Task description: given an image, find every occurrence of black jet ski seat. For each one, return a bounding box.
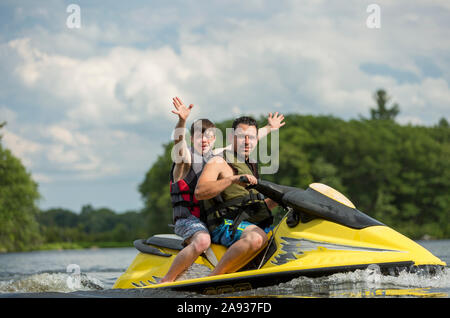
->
[134,234,218,266]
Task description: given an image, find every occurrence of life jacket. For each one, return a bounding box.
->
[201,151,273,236]
[169,148,212,223]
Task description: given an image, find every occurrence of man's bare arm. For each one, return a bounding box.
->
[195,157,232,200]
[264,198,278,210]
[195,157,257,200]
[171,97,193,181]
[258,112,285,140]
[172,97,193,162]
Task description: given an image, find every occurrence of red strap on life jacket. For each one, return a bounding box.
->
[169,167,201,218]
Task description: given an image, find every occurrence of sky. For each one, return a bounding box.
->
[0,0,449,213]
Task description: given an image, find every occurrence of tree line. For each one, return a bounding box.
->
[36,205,149,249]
[1,90,449,252]
[139,90,450,240]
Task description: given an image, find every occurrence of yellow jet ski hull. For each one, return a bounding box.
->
[113,217,446,294]
[113,181,446,294]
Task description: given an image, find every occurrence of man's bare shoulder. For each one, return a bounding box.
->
[204,155,234,178]
[206,155,227,165]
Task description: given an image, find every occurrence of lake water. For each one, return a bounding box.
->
[0,240,449,298]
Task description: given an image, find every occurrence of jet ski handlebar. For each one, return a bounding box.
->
[239,176,293,206]
[239,176,384,229]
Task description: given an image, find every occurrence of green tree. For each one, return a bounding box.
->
[138,143,174,235]
[370,89,400,121]
[138,106,450,240]
[437,117,449,128]
[37,206,150,245]
[0,123,42,252]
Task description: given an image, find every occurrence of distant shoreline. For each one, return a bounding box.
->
[1,241,134,253]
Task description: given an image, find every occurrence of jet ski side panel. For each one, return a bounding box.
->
[266,217,446,271]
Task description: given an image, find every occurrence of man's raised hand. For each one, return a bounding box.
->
[171,96,193,122]
[267,112,286,131]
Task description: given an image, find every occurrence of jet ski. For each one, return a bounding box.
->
[113,179,446,294]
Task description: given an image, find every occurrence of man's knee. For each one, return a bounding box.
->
[241,226,267,251]
[191,231,211,253]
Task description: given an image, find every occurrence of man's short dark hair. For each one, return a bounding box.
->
[232,116,258,131]
[190,118,216,136]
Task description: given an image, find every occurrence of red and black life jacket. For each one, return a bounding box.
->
[169,149,211,223]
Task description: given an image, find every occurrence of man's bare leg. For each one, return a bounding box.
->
[160,231,210,283]
[210,225,267,276]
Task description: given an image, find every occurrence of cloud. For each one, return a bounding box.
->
[0,106,41,168]
[3,130,41,159]
[0,106,17,123]
[8,38,190,126]
[392,77,450,122]
[2,129,42,167]
[47,125,90,147]
[1,0,449,210]
[7,1,450,126]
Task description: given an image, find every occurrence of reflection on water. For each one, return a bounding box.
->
[223,266,450,298]
[0,240,449,298]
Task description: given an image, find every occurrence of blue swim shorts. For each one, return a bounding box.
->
[211,219,273,247]
[174,215,209,244]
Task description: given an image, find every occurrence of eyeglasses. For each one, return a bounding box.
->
[193,132,215,140]
[235,134,257,141]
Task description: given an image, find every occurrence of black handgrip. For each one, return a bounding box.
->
[239,176,250,184]
[239,175,256,189]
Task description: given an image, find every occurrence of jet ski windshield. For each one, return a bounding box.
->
[250,179,384,230]
[282,187,384,229]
